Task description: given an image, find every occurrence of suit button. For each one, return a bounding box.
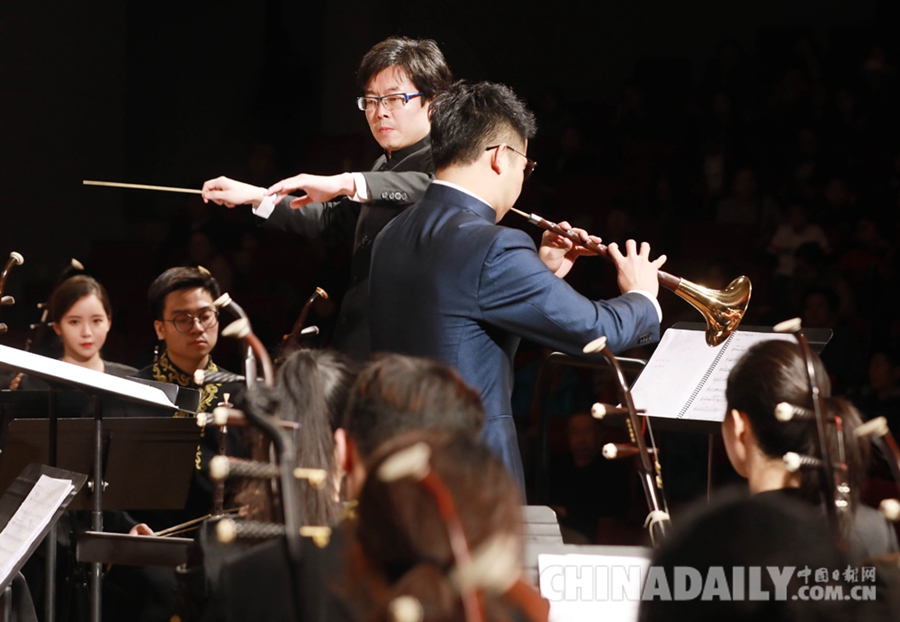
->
[401,192,408,201]
[381,192,388,199]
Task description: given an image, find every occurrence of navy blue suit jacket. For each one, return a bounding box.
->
[369,182,660,483]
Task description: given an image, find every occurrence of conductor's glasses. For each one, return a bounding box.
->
[164,309,219,333]
[356,92,424,112]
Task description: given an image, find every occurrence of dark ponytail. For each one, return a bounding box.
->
[726,340,868,538]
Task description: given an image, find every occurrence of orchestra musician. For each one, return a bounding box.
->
[168,349,358,621]
[638,341,898,621]
[201,37,453,360]
[131,267,246,529]
[9,275,144,622]
[350,430,550,622]
[97,267,250,622]
[236,348,358,526]
[722,339,898,561]
[9,275,136,390]
[368,81,666,490]
[202,354,485,622]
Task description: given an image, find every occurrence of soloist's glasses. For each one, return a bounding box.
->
[484,144,537,180]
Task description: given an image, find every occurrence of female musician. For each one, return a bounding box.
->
[722,339,897,561]
[350,430,549,622]
[10,275,135,389]
[238,348,357,526]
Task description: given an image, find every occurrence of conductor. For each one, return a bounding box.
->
[201,37,452,360]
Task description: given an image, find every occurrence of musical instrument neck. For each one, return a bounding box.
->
[516,210,683,289]
[511,207,750,346]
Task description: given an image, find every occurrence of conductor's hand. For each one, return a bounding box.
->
[607,240,666,297]
[202,177,265,208]
[266,173,356,210]
[538,221,600,278]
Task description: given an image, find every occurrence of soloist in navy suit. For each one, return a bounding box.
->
[369,182,660,491]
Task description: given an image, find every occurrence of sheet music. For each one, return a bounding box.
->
[630,329,723,419]
[0,344,176,409]
[631,329,795,422]
[538,553,651,622]
[0,475,74,584]
[685,331,794,421]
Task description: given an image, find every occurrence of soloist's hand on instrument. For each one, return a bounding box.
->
[266,173,357,209]
[201,176,265,208]
[608,240,667,298]
[538,221,600,278]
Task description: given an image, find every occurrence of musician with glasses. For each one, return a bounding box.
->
[201,37,452,360]
[369,82,666,490]
[133,266,246,528]
[93,267,250,622]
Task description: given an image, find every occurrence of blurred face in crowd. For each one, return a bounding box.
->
[869,352,900,394]
[801,292,834,329]
[567,413,601,467]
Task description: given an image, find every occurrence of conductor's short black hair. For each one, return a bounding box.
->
[429,80,537,170]
[357,37,453,100]
[147,267,220,320]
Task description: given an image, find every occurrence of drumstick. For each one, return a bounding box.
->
[82,180,202,195]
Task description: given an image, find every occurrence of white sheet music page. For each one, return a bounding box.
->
[685,331,794,421]
[630,329,723,420]
[0,475,74,584]
[631,329,795,422]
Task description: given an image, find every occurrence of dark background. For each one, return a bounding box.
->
[0,0,897,360]
[2,0,900,522]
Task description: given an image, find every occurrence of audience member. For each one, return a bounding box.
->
[548,413,630,543]
[800,286,866,393]
[853,347,900,440]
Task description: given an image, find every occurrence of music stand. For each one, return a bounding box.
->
[636,323,832,434]
[0,345,197,622]
[529,324,833,505]
[0,464,87,594]
[76,532,193,569]
[0,418,199,511]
